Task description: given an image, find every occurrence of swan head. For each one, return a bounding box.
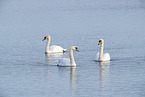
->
[42,35,50,41]
[71,46,79,52]
[98,39,104,45]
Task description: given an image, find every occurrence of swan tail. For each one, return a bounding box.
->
[63,49,67,52]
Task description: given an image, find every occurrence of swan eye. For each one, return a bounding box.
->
[75,47,78,49]
[99,40,101,42]
[43,36,47,40]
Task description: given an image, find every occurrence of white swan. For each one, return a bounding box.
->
[42,35,67,54]
[96,39,110,62]
[57,46,79,67]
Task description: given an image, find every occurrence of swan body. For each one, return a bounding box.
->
[96,39,110,62]
[57,46,79,67]
[42,35,67,54]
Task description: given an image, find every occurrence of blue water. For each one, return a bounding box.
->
[0,0,145,97]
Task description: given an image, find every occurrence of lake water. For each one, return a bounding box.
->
[0,0,145,97]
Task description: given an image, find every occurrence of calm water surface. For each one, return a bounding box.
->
[0,0,145,97]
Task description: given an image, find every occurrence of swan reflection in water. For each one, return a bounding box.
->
[57,67,76,96]
[99,61,110,96]
[70,67,76,97]
[70,67,76,86]
[45,53,64,65]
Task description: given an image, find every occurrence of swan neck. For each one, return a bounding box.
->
[46,38,50,53]
[99,42,104,61]
[69,49,76,66]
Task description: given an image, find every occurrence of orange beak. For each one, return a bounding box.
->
[98,41,101,45]
[42,37,47,41]
[76,49,79,52]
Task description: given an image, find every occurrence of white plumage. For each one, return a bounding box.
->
[57,46,79,67]
[42,35,67,54]
[96,39,110,62]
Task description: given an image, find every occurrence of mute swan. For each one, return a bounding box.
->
[57,46,79,67]
[42,35,67,54]
[96,39,110,62]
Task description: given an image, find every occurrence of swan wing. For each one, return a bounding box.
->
[50,45,66,53]
[103,53,110,61]
[57,58,73,67]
